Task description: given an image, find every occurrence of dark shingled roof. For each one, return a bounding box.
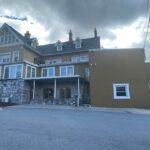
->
[36,37,100,55]
[2,23,100,55]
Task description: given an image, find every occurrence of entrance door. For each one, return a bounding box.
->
[59,87,71,99]
[43,88,54,99]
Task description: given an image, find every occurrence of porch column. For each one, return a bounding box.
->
[33,80,35,99]
[77,77,80,107]
[54,79,57,99]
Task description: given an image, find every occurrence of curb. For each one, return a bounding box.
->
[4,104,150,115]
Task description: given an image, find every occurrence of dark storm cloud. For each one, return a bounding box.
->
[0,0,148,43]
[57,0,147,28]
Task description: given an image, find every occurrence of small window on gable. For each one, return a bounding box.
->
[74,37,82,49]
[0,36,4,44]
[113,83,130,99]
[55,40,63,51]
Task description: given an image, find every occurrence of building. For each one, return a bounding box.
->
[90,49,150,108]
[0,23,99,106]
[0,23,150,108]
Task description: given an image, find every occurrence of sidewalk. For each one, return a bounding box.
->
[91,107,150,115]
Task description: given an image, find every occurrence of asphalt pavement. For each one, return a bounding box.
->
[0,105,150,150]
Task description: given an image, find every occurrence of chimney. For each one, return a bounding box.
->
[24,31,31,39]
[94,28,97,38]
[69,30,73,41]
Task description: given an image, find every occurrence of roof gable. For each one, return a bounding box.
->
[0,23,23,46]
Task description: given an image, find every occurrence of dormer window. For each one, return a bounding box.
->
[74,37,82,49]
[55,40,63,51]
[31,38,39,48]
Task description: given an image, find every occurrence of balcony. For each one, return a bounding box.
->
[40,56,89,67]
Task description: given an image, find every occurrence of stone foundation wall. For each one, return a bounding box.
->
[0,79,30,104]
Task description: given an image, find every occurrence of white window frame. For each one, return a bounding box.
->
[0,36,4,44]
[26,64,36,78]
[55,41,63,51]
[67,65,74,76]
[10,65,16,79]
[60,66,67,76]
[12,51,19,62]
[71,55,89,63]
[0,52,11,64]
[60,65,74,76]
[41,67,55,77]
[42,68,48,77]
[113,83,130,99]
[80,55,89,62]
[45,59,62,65]
[71,56,81,62]
[57,44,63,51]
[16,64,23,78]
[74,38,82,49]
[75,41,82,49]
[3,64,23,79]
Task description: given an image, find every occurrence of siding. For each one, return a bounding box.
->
[89,49,150,108]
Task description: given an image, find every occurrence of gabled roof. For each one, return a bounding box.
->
[36,36,100,55]
[4,23,33,45]
[0,23,41,55]
[0,23,101,56]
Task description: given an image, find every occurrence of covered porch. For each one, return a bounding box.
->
[24,75,90,106]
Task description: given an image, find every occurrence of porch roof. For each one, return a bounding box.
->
[24,75,88,84]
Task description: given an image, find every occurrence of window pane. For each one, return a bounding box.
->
[27,66,31,78]
[8,35,11,43]
[43,69,47,77]
[116,91,126,96]
[4,66,9,79]
[71,56,80,62]
[68,66,73,76]
[113,84,130,99]
[75,41,81,48]
[13,51,19,62]
[61,67,66,76]
[10,65,16,79]
[32,68,35,77]
[16,65,22,78]
[0,53,10,63]
[26,65,36,78]
[57,45,62,51]
[116,87,126,92]
[48,68,54,76]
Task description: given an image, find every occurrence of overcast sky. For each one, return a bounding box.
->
[0,0,149,49]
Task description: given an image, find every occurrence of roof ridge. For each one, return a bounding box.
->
[4,23,33,46]
[6,24,25,39]
[38,36,100,47]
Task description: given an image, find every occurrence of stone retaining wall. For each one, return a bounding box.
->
[0,79,30,104]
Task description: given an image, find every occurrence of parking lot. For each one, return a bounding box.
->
[0,105,150,150]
